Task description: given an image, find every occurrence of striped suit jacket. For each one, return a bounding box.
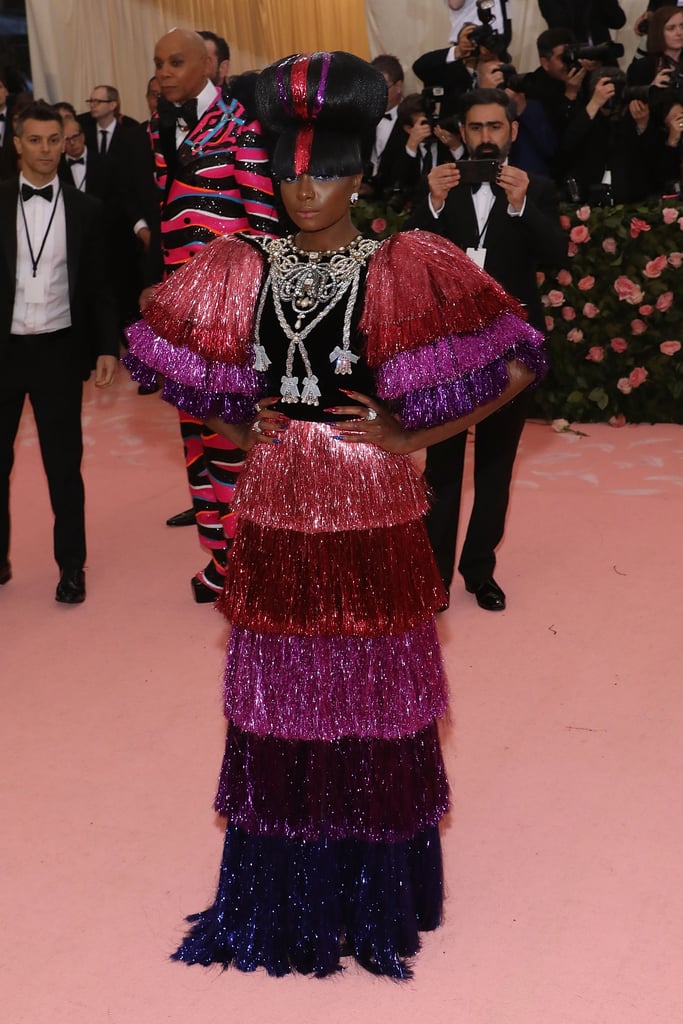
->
[149,86,279,273]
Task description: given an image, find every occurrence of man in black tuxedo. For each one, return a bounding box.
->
[0,101,119,601]
[406,89,566,610]
[58,115,107,198]
[81,85,158,328]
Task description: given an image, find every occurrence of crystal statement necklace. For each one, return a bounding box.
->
[253,234,379,405]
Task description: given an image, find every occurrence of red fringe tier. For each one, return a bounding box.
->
[360,230,527,365]
[219,518,446,636]
[233,420,428,532]
[144,235,264,363]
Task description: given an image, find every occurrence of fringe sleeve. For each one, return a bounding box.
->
[360,230,547,430]
[123,234,267,423]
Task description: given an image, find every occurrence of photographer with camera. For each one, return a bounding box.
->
[538,1,627,46]
[521,29,593,178]
[627,5,683,93]
[414,4,511,118]
[404,88,566,612]
[444,0,512,47]
[560,67,663,203]
[373,92,457,208]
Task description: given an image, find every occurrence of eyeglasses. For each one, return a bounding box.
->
[86,98,112,105]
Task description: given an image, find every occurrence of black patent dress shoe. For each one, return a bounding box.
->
[191,576,221,604]
[166,508,196,527]
[465,577,506,611]
[56,567,86,604]
[0,561,11,585]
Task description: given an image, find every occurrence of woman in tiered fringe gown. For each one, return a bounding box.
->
[124,50,545,978]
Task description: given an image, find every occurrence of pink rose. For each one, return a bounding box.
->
[609,414,627,428]
[556,269,572,286]
[537,271,546,286]
[547,289,565,307]
[567,328,584,343]
[662,207,679,225]
[656,291,674,312]
[545,315,554,332]
[669,252,683,268]
[586,346,605,362]
[610,337,628,353]
[370,217,387,233]
[638,305,654,317]
[643,255,668,278]
[617,377,633,394]
[630,217,651,238]
[602,237,617,254]
[660,340,682,356]
[568,241,579,257]
[629,367,648,388]
[570,225,590,244]
[578,275,595,291]
[630,319,647,335]
[576,205,591,222]
[583,302,599,319]
[613,275,643,304]
[559,214,571,231]
[561,306,576,321]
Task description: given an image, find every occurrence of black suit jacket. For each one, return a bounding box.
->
[58,148,108,200]
[405,174,567,331]
[0,179,120,377]
[539,0,626,43]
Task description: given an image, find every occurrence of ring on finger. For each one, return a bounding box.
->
[252,420,263,434]
[366,408,378,421]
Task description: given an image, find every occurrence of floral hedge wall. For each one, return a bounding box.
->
[353,198,683,424]
[533,202,683,425]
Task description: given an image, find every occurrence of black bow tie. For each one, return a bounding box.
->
[177,98,198,130]
[0,112,6,122]
[68,156,85,166]
[21,183,53,202]
[382,112,393,121]
[157,96,199,132]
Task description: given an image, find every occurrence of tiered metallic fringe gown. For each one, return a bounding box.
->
[124,230,546,978]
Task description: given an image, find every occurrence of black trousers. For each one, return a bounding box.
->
[424,393,529,590]
[0,330,85,571]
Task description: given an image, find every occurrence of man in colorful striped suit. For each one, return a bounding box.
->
[141,27,279,602]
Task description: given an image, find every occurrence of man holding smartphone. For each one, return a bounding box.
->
[406,88,566,611]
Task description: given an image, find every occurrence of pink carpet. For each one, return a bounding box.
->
[2,373,682,1024]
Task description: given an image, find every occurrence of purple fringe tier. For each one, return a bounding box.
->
[233,420,428,532]
[220,518,446,636]
[393,341,548,431]
[376,313,544,397]
[214,721,449,842]
[224,622,448,740]
[172,823,443,978]
[123,350,258,423]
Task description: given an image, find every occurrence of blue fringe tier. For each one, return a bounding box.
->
[172,823,444,979]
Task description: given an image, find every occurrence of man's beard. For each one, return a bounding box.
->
[472,142,504,160]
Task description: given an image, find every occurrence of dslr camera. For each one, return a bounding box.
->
[469,0,507,58]
[560,40,625,72]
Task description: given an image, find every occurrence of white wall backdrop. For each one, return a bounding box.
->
[27,0,648,123]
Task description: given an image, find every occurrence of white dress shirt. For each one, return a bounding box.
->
[11,174,71,335]
[66,152,88,191]
[174,79,218,148]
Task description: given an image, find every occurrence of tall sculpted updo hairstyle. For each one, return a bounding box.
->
[255,51,387,180]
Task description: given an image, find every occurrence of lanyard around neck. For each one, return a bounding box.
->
[19,182,62,278]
